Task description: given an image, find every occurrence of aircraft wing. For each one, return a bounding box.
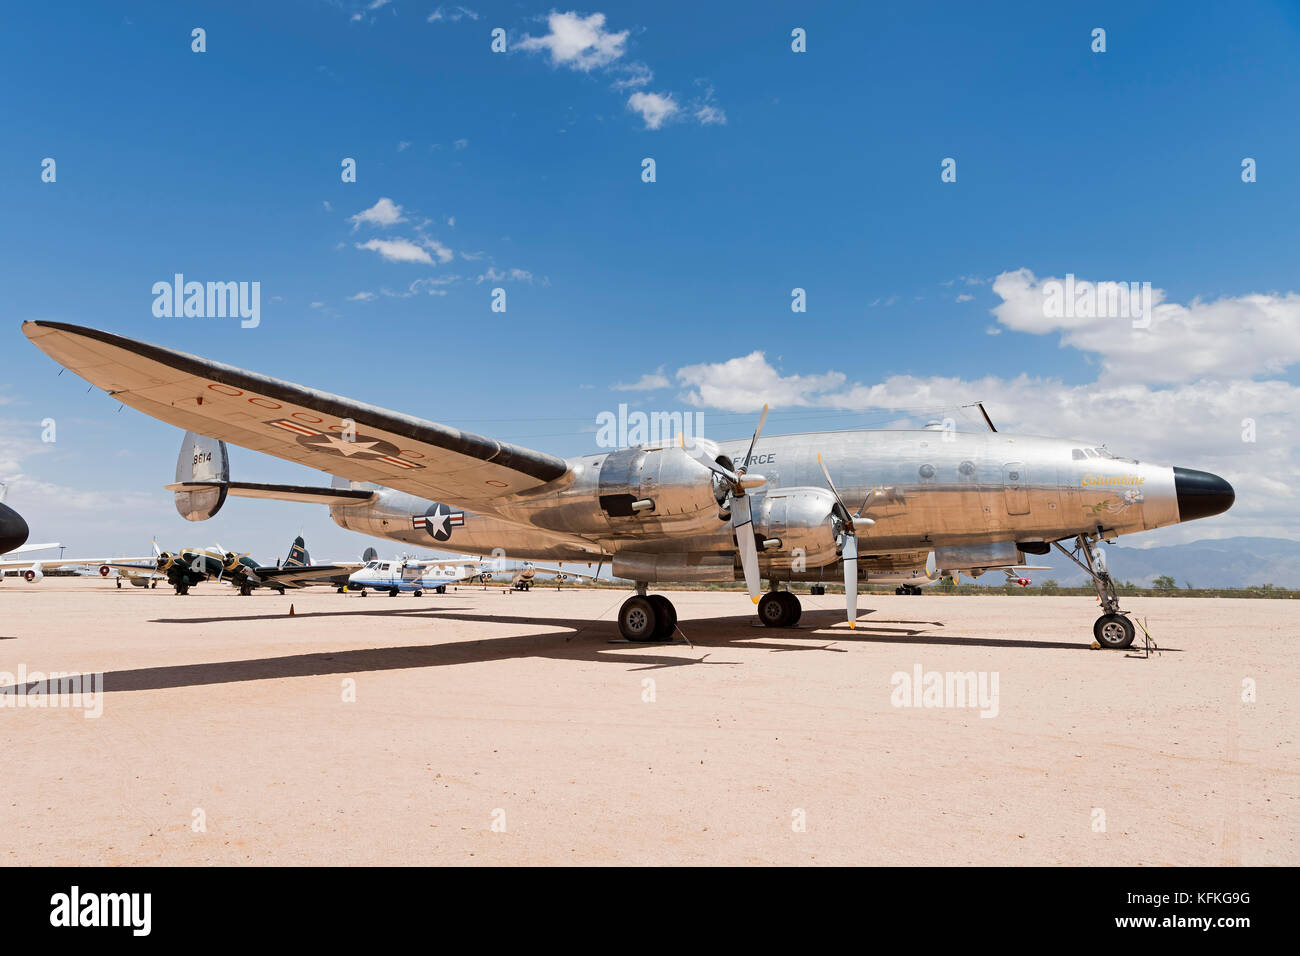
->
[1,542,62,557]
[0,557,156,572]
[23,322,571,513]
[251,564,350,587]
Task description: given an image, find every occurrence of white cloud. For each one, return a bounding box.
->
[519,11,628,71]
[397,140,411,151]
[695,103,726,125]
[355,238,435,265]
[347,291,376,301]
[613,368,670,391]
[422,238,454,264]
[475,267,534,284]
[453,138,468,150]
[991,268,1300,384]
[627,91,678,129]
[428,5,478,22]
[955,293,973,302]
[348,197,407,230]
[610,62,653,90]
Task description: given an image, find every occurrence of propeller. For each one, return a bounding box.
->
[816,453,878,629]
[682,404,770,604]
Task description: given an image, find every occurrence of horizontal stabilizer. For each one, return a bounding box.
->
[164,481,376,506]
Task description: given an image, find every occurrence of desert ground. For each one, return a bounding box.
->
[0,577,1294,866]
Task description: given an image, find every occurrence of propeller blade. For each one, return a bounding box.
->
[731,494,762,604]
[739,404,770,475]
[817,453,849,513]
[843,532,859,628]
[680,436,741,485]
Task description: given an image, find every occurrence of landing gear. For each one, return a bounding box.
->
[389,587,399,598]
[895,585,922,595]
[239,582,253,596]
[336,586,345,594]
[436,585,446,595]
[1054,533,1135,649]
[115,579,122,589]
[617,589,679,642]
[758,590,801,628]
[174,581,190,596]
[413,589,423,597]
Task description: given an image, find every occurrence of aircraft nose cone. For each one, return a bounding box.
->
[0,503,30,554]
[1173,467,1235,522]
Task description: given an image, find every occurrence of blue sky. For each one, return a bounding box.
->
[2,1,1298,562]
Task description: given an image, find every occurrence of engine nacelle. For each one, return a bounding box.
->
[752,487,840,572]
[595,444,720,534]
[24,566,44,583]
[174,431,230,521]
[99,565,111,577]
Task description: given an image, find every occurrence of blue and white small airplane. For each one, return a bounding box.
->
[346,557,491,597]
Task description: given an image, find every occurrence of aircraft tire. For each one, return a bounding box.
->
[389,588,399,597]
[436,585,446,594]
[116,579,122,589]
[1093,613,1135,649]
[618,596,659,642]
[758,591,795,628]
[778,591,802,626]
[239,583,252,597]
[648,595,676,640]
[413,589,423,597]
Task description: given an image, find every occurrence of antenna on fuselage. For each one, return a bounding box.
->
[963,402,997,433]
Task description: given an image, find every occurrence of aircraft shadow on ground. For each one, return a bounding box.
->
[3,600,1156,694]
[1,603,1170,696]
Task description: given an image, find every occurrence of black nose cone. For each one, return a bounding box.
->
[1173,467,1235,522]
[0,502,30,554]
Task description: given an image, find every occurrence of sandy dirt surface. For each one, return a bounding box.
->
[0,578,1295,866]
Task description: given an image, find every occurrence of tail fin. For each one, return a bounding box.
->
[361,546,378,562]
[284,536,310,568]
[174,431,230,521]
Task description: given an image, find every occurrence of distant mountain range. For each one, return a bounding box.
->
[990,537,1300,589]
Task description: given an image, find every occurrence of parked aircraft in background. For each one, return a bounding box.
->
[24,322,1235,647]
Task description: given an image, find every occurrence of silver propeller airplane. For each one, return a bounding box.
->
[22,322,1235,648]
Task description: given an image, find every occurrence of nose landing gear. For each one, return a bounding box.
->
[1054,533,1135,648]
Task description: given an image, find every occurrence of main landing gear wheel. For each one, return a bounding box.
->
[389,588,399,598]
[758,591,801,628]
[175,582,189,596]
[436,585,446,595]
[1094,613,1135,649]
[618,595,660,642]
[647,594,677,640]
[239,582,252,597]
